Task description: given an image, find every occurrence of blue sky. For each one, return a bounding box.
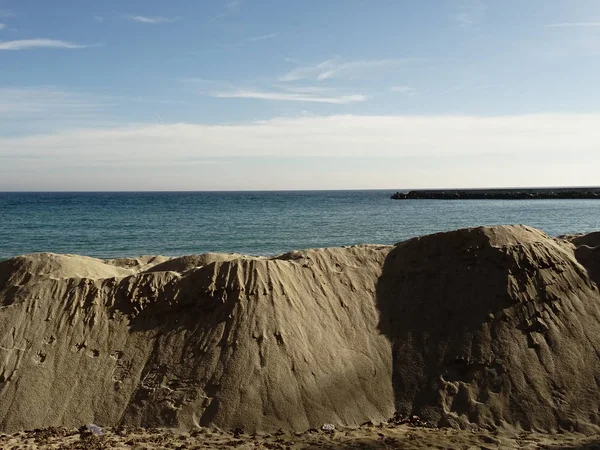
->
[1,0,599,190]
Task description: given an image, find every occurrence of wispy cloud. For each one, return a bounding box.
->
[94,16,104,23]
[279,57,410,82]
[0,87,113,126]
[246,33,276,42]
[127,96,188,106]
[0,88,186,127]
[451,0,487,28]
[214,0,242,19]
[0,10,15,19]
[452,12,474,28]
[179,77,225,85]
[391,86,417,96]
[181,77,361,103]
[213,89,366,104]
[225,0,242,13]
[546,22,600,28]
[0,39,91,50]
[279,86,336,94]
[0,23,5,31]
[126,15,179,24]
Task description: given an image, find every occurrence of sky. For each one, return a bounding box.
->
[1,0,599,191]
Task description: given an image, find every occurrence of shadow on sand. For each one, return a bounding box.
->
[374,230,516,424]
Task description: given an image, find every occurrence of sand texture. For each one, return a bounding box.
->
[2,422,600,449]
[1,225,600,437]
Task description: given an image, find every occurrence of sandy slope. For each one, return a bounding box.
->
[0,245,393,432]
[1,225,600,439]
[379,226,600,432]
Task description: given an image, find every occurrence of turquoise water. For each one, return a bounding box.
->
[1,191,599,260]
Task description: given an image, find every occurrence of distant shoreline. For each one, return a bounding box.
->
[391,187,600,200]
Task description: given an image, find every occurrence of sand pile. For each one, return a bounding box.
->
[1,225,600,434]
[561,231,600,287]
[378,225,600,432]
[0,246,394,432]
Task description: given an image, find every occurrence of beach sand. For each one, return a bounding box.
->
[1,423,600,449]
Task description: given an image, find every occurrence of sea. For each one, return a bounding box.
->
[1,190,599,261]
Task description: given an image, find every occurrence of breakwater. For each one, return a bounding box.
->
[391,187,600,200]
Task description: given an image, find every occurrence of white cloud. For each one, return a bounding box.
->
[546,22,600,28]
[279,86,336,94]
[0,23,5,31]
[127,15,178,24]
[180,72,365,103]
[0,39,90,50]
[1,114,599,190]
[451,0,487,28]
[279,57,409,82]
[0,113,597,159]
[182,77,363,103]
[246,33,276,42]
[94,16,104,23]
[212,89,366,104]
[391,86,417,95]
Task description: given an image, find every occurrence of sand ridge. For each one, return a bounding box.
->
[1,225,600,435]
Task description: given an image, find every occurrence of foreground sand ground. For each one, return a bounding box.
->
[1,424,600,450]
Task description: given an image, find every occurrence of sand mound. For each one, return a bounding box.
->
[561,231,600,249]
[3,252,135,279]
[559,232,600,287]
[0,253,134,294]
[1,226,600,434]
[0,245,394,432]
[378,225,600,432]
